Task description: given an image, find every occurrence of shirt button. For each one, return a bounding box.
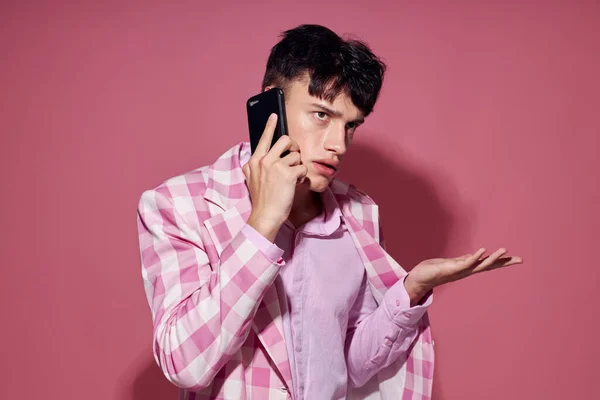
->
[396,300,400,306]
[280,387,289,393]
[402,312,411,318]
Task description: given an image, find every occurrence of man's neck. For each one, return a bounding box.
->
[288,185,322,229]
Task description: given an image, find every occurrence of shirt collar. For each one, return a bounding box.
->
[298,187,343,236]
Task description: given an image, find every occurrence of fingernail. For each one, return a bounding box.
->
[269,113,277,120]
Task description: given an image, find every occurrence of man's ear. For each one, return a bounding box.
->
[264,85,274,92]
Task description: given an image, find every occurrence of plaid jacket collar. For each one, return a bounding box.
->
[201,142,395,291]
[202,142,373,214]
[202,142,379,239]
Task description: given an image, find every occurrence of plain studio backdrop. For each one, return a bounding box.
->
[1,1,598,399]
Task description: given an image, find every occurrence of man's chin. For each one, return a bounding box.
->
[306,175,333,193]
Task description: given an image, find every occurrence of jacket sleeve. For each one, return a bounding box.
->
[137,189,283,390]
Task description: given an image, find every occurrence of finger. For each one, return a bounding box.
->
[455,253,472,261]
[254,113,278,156]
[463,248,486,267]
[291,164,308,182]
[479,247,506,265]
[281,151,302,166]
[473,256,522,274]
[269,135,299,159]
[472,248,508,273]
[242,163,251,179]
[492,256,524,269]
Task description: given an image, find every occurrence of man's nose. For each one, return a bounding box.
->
[323,124,347,156]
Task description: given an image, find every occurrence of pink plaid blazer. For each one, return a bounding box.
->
[137,142,435,399]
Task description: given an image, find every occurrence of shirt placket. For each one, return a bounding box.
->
[290,228,306,399]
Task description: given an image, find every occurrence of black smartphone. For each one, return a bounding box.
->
[246,87,289,155]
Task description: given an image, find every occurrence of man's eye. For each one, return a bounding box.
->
[315,112,328,121]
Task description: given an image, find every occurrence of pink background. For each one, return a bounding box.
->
[1,1,598,399]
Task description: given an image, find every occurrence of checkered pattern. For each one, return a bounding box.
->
[137,142,434,399]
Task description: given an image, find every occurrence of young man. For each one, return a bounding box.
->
[137,25,522,400]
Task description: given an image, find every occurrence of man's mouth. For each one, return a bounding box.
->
[313,159,339,176]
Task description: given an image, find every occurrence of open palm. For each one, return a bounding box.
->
[409,248,523,291]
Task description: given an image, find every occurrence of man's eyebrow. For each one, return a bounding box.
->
[309,103,365,124]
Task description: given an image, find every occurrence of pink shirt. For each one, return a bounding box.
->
[243,188,432,399]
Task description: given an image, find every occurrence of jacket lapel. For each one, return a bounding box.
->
[201,142,293,391]
[330,181,407,303]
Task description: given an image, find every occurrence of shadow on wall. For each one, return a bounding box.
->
[126,139,460,400]
[339,139,461,400]
[128,355,178,400]
[339,140,458,272]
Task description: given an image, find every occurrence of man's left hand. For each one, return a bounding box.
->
[404,248,523,306]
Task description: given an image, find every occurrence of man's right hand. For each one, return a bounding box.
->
[243,113,308,242]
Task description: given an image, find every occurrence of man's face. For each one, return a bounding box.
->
[278,77,365,193]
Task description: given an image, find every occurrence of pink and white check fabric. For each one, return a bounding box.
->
[137,142,435,399]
